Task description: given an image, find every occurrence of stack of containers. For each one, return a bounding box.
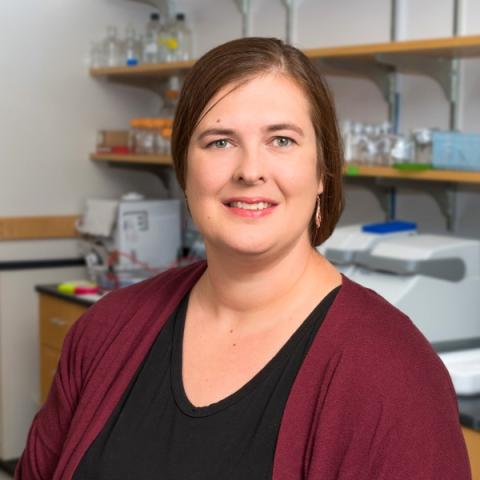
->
[90,13,193,68]
[128,88,177,155]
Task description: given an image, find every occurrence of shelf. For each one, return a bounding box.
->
[304,35,480,61]
[89,35,480,82]
[90,153,173,166]
[89,60,194,81]
[344,164,480,185]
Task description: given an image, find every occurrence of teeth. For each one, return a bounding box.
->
[229,201,272,210]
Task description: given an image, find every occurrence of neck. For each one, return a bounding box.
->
[193,238,335,328]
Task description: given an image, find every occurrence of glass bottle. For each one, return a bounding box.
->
[124,25,141,66]
[173,13,193,61]
[103,26,123,67]
[143,13,161,64]
[160,17,178,62]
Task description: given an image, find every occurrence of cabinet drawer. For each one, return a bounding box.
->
[40,345,60,404]
[463,427,480,480]
[39,294,87,350]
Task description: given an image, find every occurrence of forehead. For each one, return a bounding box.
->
[197,73,313,127]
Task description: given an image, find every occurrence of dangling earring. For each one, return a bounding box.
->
[315,194,321,229]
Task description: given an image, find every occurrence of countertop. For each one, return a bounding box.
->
[36,284,102,307]
[36,284,480,431]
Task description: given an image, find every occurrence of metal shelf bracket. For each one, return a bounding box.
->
[376,53,459,104]
[280,0,304,44]
[317,58,395,104]
[430,184,458,232]
[233,0,253,37]
[347,176,459,232]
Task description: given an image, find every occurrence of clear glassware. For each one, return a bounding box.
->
[412,128,434,166]
[173,13,192,61]
[376,122,394,165]
[143,13,161,64]
[89,41,106,68]
[141,119,156,154]
[103,26,123,67]
[390,134,415,166]
[124,25,141,66]
[160,16,178,62]
[341,120,355,163]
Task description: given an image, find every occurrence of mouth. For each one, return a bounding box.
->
[224,200,275,211]
[222,198,278,217]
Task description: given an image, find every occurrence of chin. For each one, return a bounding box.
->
[208,236,276,257]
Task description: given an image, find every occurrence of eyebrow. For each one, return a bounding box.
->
[265,123,304,137]
[196,123,304,141]
[196,128,236,141]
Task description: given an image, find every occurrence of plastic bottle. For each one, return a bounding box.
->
[173,13,193,61]
[143,13,161,63]
[124,25,141,66]
[104,26,123,67]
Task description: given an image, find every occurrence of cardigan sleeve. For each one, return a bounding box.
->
[15,307,94,480]
[306,315,471,480]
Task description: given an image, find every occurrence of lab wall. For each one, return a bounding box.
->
[0,0,163,260]
[179,0,480,239]
[1,0,479,256]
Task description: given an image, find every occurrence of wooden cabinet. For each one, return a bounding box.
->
[463,427,480,480]
[38,293,88,403]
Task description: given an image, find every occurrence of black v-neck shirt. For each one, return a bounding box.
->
[74,286,340,480]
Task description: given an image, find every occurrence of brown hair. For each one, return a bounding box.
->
[171,37,344,246]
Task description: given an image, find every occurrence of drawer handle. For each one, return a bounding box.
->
[49,317,68,327]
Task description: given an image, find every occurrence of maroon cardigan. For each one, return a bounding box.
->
[17,261,470,479]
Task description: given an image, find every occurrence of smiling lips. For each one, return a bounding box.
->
[223,197,278,218]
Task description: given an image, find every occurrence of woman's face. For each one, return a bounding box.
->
[185,73,322,258]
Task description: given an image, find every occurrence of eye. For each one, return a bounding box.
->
[207,139,232,149]
[272,136,295,147]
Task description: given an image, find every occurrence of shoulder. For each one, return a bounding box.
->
[323,275,454,402]
[301,276,469,478]
[65,261,207,358]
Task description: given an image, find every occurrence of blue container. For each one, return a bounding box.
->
[432,131,480,171]
[361,220,417,235]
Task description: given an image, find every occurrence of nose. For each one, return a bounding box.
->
[232,145,266,185]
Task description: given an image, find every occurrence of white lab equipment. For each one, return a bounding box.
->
[77,195,181,284]
[320,223,480,343]
[318,221,418,276]
[438,349,480,395]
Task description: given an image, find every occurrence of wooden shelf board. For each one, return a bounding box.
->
[0,215,79,240]
[90,60,194,79]
[305,35,480,60]
[90,153,173,166]
[344,164,480,184]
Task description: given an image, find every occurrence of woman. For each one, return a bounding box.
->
[17,37,470,479]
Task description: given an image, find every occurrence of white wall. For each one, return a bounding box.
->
[179,0,480,239]
[0,0,166,260]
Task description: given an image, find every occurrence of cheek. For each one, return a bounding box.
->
[186,153,231,198]
[275,151,319,195]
